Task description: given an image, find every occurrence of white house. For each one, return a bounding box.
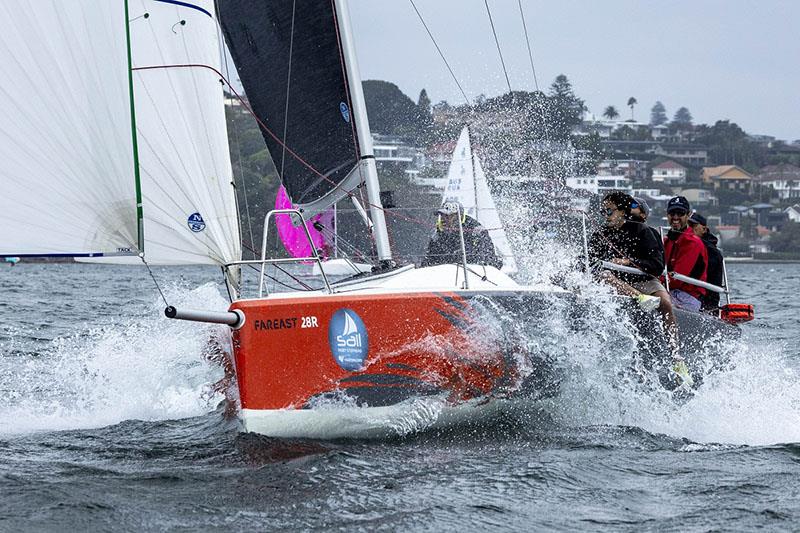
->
[566,175,632,196]
[651,159,687,185]
[785,204,800,223]
[758,164,800,200]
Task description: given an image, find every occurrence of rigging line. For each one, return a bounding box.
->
[517,0,539,91]
[133,65,344,194]
[408,0,471,107]
[279,0,296,182]
[130,64,439,238]
[138,253,169,306]
[484,0,512,94]
[214,1,255,257]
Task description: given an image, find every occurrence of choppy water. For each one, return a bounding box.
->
[1,262,798,531]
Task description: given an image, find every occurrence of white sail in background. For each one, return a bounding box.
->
[0,0,240,266]
[442,127,517,274]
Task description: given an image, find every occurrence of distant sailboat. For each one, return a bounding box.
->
[442,127,517,274]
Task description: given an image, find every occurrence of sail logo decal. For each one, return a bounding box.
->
[187,212,206,232]
[328,309,368,371]
[339,102,351,123]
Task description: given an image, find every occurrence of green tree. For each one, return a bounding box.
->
[548,74,586,141]
[650,101,667,126]
[695,120,767,170]
[602,105,619,120]
[770,221,800,253]
[417,88,431,112]
[627,96,638,120]
[672,106,693,128]
[362,80,425,143]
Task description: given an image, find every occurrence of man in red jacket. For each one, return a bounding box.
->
[663,196,708,313]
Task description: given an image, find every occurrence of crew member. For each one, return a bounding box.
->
[422,201,503,268]
[629,197,662,242]
[590,191,691,388]
[663,196,708,313]
[588,190,677,313]
[689,212,724,312]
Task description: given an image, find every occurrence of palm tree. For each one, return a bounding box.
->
[627,97,638,120]
[602,105,619,121]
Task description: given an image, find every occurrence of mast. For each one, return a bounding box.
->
[333,0,392,264]
[124,0,145,253]
[468,127,479,221]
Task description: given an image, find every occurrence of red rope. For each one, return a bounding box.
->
[131,63,447,236]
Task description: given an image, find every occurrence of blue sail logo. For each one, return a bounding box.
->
[328,308,368,371]
[187,212,206,232]
[339,102,351,123]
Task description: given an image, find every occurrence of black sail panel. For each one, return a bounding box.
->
[218,1,360,206]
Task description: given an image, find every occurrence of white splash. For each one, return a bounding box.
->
[0,282,229,436]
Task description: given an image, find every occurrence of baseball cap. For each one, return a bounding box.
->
[666,196,691,214]
[688,212,707,226]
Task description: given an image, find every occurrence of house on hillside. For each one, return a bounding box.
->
[565,175,632,196]
[597,159,648,182]
[701,165,754,193]
[653,143,708,166]
[785,204,800,223]
[651,159,687,185]
[757,163,800,200]
[675,188,717,207]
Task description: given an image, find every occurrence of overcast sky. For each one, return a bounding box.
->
[348,0,800,141]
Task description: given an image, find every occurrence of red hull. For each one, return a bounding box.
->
[230,292,520,412]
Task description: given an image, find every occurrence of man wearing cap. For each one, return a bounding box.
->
[689,212,724,311]
[422,200,503,268]
[663,196,708,312]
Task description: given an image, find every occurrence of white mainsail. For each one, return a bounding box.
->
[442,127,517,274]
[0,0,240,266]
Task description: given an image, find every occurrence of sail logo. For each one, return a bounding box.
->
[339,102,351,123]
[187,212,206,232]
[328,308,368,371]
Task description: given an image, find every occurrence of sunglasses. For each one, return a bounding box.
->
[604,207,617,216]
[668,210,688,217]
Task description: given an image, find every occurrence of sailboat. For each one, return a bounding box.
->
[441,126,518,275]
[0,1,746,440]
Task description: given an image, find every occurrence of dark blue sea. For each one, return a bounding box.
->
[1,262,798,531]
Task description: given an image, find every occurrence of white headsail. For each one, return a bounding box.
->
[442,126,517,274]
[0,0,240,266]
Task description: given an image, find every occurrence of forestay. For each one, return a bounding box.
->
[443,127,517,274]
[0,0,240,266]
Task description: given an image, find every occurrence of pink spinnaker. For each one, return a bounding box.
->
[275,185,334,258]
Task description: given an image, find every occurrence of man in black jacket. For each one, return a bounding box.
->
[422,201,503,269]
[589,192,688,382]
[689,212,724,311]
